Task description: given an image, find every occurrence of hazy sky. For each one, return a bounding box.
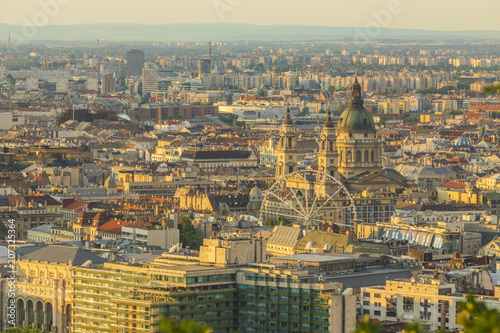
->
[1,0,499,31]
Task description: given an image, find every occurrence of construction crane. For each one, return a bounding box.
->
[24,143,84,188]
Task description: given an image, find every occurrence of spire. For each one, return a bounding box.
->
[283,102,293,125]
[349,70,363,107]
[324,102,334,128]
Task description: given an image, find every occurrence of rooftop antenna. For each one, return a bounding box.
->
[209,41,212,71]
[7,32,11,50]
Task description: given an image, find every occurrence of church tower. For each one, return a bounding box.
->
[318,106,338,178]
[336,72,382,178]
[276,106,297,178]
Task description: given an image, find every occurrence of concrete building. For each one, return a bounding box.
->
[55,77,68,93]
[360,276,500,332]
[0,111,25,130]
[101,73,114,96]
[127,49,145,77]
[86,76,99,91]
[199,237,266,266]
[121,226,179,249]
[26,77,39,91]
[142,64,158,95]
[198,58,211,79]
[236,264,356,333]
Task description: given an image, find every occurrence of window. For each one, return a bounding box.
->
[356,150,361,162]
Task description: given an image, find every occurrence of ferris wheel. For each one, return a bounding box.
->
[259,170,357,228]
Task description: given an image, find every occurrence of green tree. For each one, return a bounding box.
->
[4,325,49,333]
[457,294,500,333]
[159,318,211,333]
[355,316,381,333]
[299,107,310,117]
[179,216,203,250]
[483,83,500,95]
[226,94,233,105]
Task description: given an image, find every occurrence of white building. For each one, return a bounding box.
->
[26,77,39,91]
[0,111,25,130]
[56,77,68,93]
[86,76,99,91]
[142,66,159,95]
[121,226,179,250]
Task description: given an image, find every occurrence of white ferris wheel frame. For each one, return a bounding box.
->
[259,169,358,227]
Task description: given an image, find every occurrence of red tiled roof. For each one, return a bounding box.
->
[97,220,135,234]
[438,181,466,189]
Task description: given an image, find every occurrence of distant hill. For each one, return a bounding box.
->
[1,23,499,42]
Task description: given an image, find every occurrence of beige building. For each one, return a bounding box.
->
[360,276,500,332]
[0,245,106,332]
[199,237,266,266]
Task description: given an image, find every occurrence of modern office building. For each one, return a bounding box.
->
[198,58,211,78]
[142,64,159,95]
[127,49,145,77]
[101,73,114,96]
[236,264,356,333]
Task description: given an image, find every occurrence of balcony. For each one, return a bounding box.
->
[386,297,397,304]
[403,305,414,312]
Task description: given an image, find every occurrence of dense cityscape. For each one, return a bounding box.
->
[1,3,500,333]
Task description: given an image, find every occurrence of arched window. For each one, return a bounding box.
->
[66,304,72,329]
[36,301,44,328]
[27,300,34,325]
[356,150,362,162]
[346,151,352,162]
[371,150,375,162]
[17,299,25,326]
[364,150,369,161]
[288,166,293,174]
[288,137,293,147]
[46,303,53,331]
[328,141,333,152]
[340,151,343,162]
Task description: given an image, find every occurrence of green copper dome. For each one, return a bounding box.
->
[337,75,375,133]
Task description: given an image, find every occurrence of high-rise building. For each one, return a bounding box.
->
[101,73,114,96]
[198,58,211,79]
[142,64,158,95]
[26,77,39,91]
[86,76,99,91]
[55,77,68,93]
[127,49,145,77]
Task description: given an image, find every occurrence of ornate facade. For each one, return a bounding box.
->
[276,106,298,178]
[336,74,382,178]
[275,72,404,194]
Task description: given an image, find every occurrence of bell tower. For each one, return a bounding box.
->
[318,106,338,178]
[336,72,382,178]
[276,106,297,178]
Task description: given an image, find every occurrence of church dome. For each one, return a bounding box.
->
[453,136,472,147]
[337,74,375,133]
[250,186,262,196]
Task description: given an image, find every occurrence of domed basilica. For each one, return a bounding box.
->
[276,73,405,194]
